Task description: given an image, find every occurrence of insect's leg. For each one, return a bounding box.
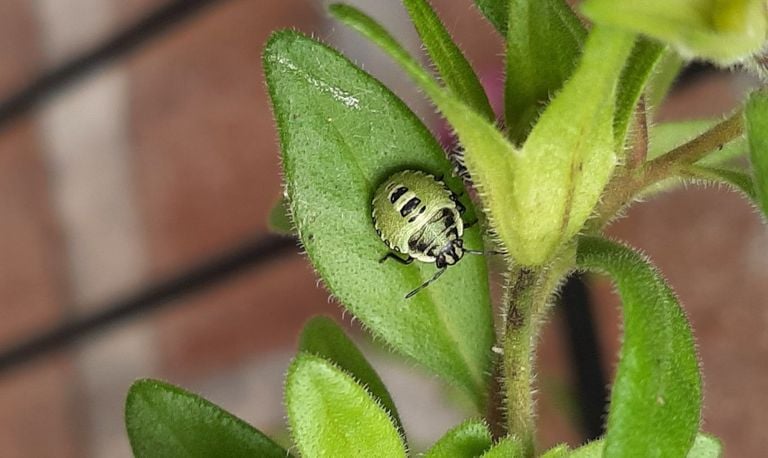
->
[406,268,446,299]
[454,198,466,214]
[379,252,414,265]
[464,248,504,256]
[463,217,478,228]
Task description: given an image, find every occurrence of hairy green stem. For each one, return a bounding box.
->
[500,251,573,456]
[590,108,745,231]
[643,109,744,177]
[502,267,539,455]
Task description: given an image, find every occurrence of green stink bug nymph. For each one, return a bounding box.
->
[372,170,490,299]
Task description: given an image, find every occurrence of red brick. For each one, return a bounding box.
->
[0,357,80,458]
[0,1,41,98]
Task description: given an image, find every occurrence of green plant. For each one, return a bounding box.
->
[125,0,768,456]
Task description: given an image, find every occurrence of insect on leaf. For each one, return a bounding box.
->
[125,379,289,458]
[264,30,494,407]
[576,237,701,457]
[285,354,406,458]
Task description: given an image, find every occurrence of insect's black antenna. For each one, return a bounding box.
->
[406,268,446,299]
[464,249,504,256]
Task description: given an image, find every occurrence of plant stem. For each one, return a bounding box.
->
[502,267,540,455]
[643,109,744,178]
[626,97,649,169]
[501,252,573,456]
[590,108,745,231]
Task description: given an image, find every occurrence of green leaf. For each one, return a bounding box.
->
[268,196,294,235]
[614,38,664,150]
[576,237,701,458]
[478,436,524,457]
[567,433,722,457]
[746,90,768,218]
[688,433,723,458]
[648,119,747,164]
[298,316,402,432]
[264,30,493,406]
[504,0,586,144]
[330,4,634,265]
[474,0,508,35]
[285,354,406,458]
[646,49,684,110]
[404,0,494,121]
[568,440,602,458]
[125,379,289,458]
[582,0,768,65]
[681,165,756,200]
[540,444,570,458]
[515,27,634,262]
[424,420,492,458]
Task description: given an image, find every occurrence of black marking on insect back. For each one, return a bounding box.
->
[408,216,418,223]
[400,197,421,217]
[443,212,456,229]
[455,199,466,214]
[389,186,408,203]
[447,227,459,240]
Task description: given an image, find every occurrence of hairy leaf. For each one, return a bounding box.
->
[746,90,768,218]
[331,5,635,265]
[478,436,525,457]
[504,0,586,144]
[404,0,494,121]
[614,38,664,150]
[298,316,402,431]
[576,237,701,457]
[688,433,723,458]
[125,379,289,458]
[268,196,294,235]
[682,165,756,200]
[424,420,492,458]
[285,354,406,458]
[582,0,767,65]
[566,433,722,457]
[646,49,684,110]
[516,27,634,262]
[264,30,493,406]
[540,444,570,458]
[474,0,509,35]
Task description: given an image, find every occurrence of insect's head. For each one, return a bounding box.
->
[435,239,464,269]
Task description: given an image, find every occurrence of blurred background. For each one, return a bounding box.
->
[0,0,766,456]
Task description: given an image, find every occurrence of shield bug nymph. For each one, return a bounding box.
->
[371,170,492,298]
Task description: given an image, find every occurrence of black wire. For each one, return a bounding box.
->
[558,274,609,441]
[0,235,296,375]
[0,0,225,131]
